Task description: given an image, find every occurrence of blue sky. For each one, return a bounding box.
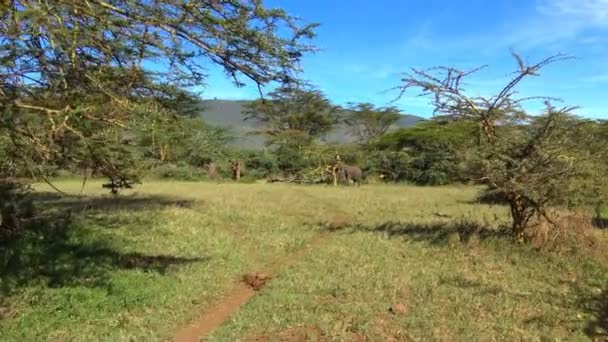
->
[200,0,608,119]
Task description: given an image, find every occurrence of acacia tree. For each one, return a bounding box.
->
[396,53,603,240]
[243,85,340,173]
[244,85,340,137]
[372,119,476,184]
[134,111,231,165]
[343,102,401,144]
[0,0,317,186]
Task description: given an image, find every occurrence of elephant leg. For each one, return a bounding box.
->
[346,175,353,185]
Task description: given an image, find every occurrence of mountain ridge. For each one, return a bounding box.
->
[199,99,426,149]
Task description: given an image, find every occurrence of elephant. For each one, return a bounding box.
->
[338,164,363,185]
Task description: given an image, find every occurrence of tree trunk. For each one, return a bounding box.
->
[80,169,89,196]
[158,144,168,162]
[332,156,342,187]
[508,193,529,243]
[206,163,218,179]
[233,161,241,181]
[332,165,338,186]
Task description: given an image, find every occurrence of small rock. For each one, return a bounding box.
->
[327,216,350,231]
[389,303,407,316]
[0,306,14,319]
[242,272,272,291]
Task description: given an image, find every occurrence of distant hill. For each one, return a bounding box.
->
[199,99,425,149]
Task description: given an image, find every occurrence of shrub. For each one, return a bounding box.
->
[365,150,411,182]
[147,163,209,181]
[0,181,37,254]
[528,210,608,262]
[396,52,607,239]
[476,189,509,205]
[239,150,279,178]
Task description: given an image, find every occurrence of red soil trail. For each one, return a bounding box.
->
[173,231,332,342]
[174,282,256,342]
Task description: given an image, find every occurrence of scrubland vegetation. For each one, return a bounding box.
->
[1,0,607,341]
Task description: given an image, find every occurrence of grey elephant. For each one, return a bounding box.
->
[338,164,363,185]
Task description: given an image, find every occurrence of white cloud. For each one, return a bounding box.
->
[506,0,608,49]
[538,0,608,25]
[405,0,608,54]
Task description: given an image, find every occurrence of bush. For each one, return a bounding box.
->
[476,188,509,205]
[365,150,411,182]
[528,210,608,262]
[239,150,279,178]
[409,150,462,185]
[331,144,364,165]
[0,181,36,248]
[147,163,209,181]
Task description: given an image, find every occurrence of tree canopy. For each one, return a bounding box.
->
[243,85,339,138]
[1,0,317,183]
[342,102,401,145]
[396,52,607,239]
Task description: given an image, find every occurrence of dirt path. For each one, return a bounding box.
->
[173,283,255,342]
[173,231,332,342]
[173,188,352,342]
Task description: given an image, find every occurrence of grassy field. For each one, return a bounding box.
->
[599,207,608,220]
[1,180,607,341]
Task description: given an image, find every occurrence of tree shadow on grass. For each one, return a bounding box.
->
[578,285,608,339]
[439,273,608,336]
[32,191,195,212]
[333,219,608,339]
[1,241,209,294]
[441,264,608,339]
[593,217,608,229]
[325,220,511,246]
[437,275,503,296]
[1,191,204,297]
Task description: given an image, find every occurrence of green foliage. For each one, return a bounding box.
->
[270,131,313,173]
[86,129,145,181]
[369,120,474,185]
[182,124,232,167]
[304,142,361,166]
[410,150,463,185]
[565,119,608,208]
[397,53,607,237]
[375,119,475,151]
[133,112,232,166]
[147,163,209,181]
[244,86,340,138]
[1,0,316,186]
[476,188,509,205]
[469,110,603,211]
[238,150,279,178]
[0,181,35,247]
[342,103,401,145]
[238,85,344,177]
[365,150,411,182]
[0,133,19,177]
